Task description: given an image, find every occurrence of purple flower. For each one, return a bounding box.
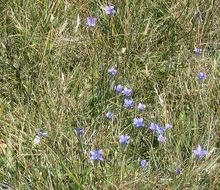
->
[165,123,173,129]
[39,132,47,138]
[105,111,113,119]
[33,129,47,145]
[105,5,116,15]
[149,123,166,134]
[197,72,207,80]
[33,136,41,145]
[119,135,130,146]
[123,98,134,109]
[122,87,132,97]
[193,145,208,159]
[75,127,84,137]
[90,149,104,161]
[194,47,202,54]
[86,17,97,27]
[137,103,146,111]
[36,129,47,138]
[157,134,166,142]
[175,168,182,175]
[133,118,145,128]
[156,125,166,134]
[39,131,47,138]
[140,159,149,169]
[149,123,158,131]
[149,124,166,142]
[114,84,123,94]
[108,67,117,76]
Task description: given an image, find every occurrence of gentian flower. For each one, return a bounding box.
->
[193,145,208,159]
[165,123,173,129]
[157,134,166,142]
[36,129,47,137]
[137,103,146,111]
[39,131,47,137]
[122,87,132,97]
[114,84,123,94]
[175,168,182,175]
[119,135,130,146]
[194,47,202,54]
[75,127,84,137]
[140,159,149,169]
[105,111,113,119]
[149,123,159,131]
[197,72,207,81]
[108,67,117,76]
[105,5,116,15]
[86,17,97,26]
[33,136,41,145]
[133,118,145,128]
[155,125,166,134]
[123,98,134,108]
[149,123,166,134]
[90,149,104,161]
[33,129,47,145]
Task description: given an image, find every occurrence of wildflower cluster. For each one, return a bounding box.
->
[80,4,143,163]
[81,4,209,171]
[85,5,116,27]
[3,1,218,188]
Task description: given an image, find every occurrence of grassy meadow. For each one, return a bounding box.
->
[0,0,220,189]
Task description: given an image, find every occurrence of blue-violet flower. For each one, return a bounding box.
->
[193,145,208,159]
[90,149,104,161]
[124,98,134,108]
[86,17,97,26]
[105,5,116,15]
[119,135,130,146]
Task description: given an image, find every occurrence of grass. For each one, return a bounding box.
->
[0,0,220,189]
